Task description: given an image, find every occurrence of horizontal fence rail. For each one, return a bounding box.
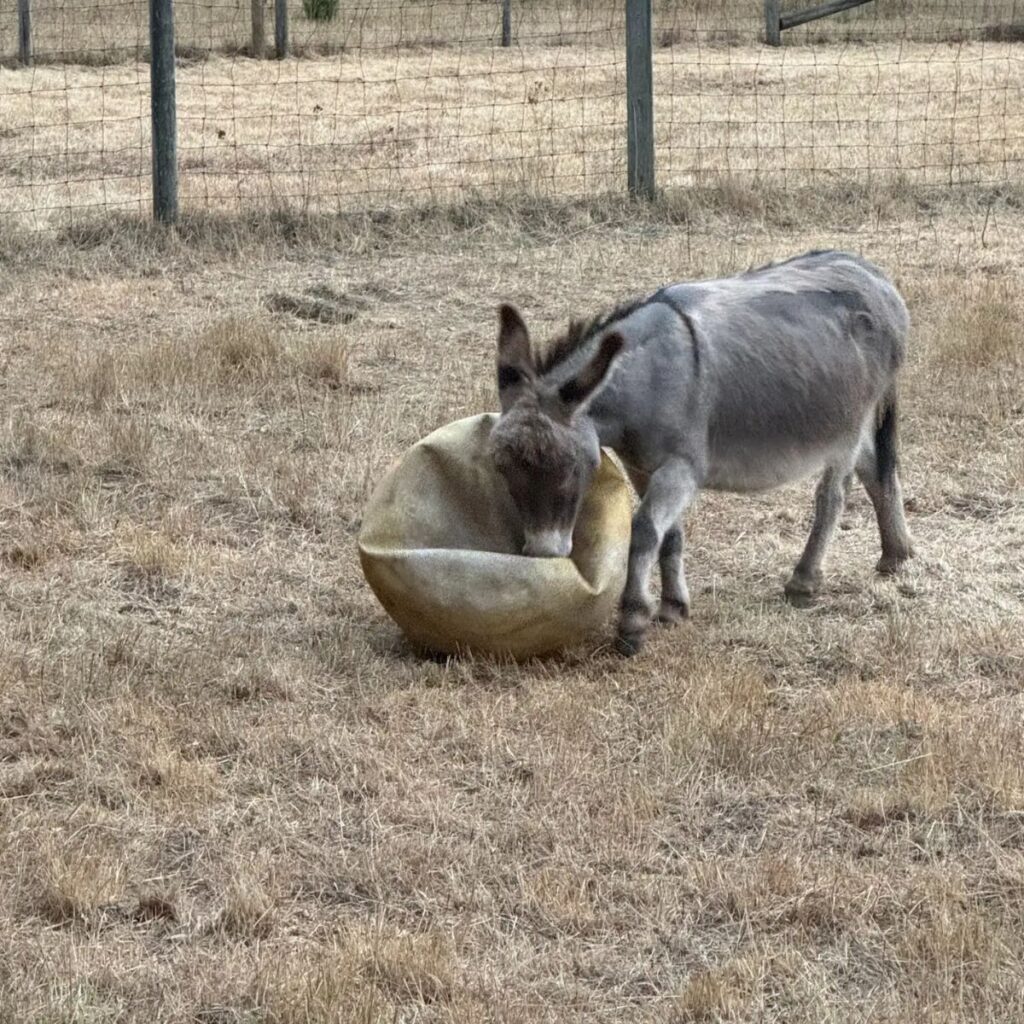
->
[766,0,875,43]
[2,0,1023,231]
[781,0,874,32]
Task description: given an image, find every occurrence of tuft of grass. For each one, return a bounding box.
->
[70,319,357,417]
[932,279,1022,369]
[360,929,456,1007]
[139,749,217,796]
[114,527,184,580]
[668,949,825,1023]
[670,962,752,1022]
[297,336,350,390]
[83,350,119,411]
[217,868,276,940]
[253,941,390,1024]
[1,412,81,475]
[133,890,180,924]
[895,877,1016,1012]
[109,316,286,403]
[34,842,123,927]
[841,787,919,828]
[1,543,44,570]
[102,413,154,478]
[200,317,282,379]
[661,661,778,777]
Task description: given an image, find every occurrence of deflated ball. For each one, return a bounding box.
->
[358,414,631,659]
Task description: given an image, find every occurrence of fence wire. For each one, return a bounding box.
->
[1,0,1023,231]
[661,1,1024,192]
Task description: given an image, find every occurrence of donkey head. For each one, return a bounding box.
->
[489,304,623,558]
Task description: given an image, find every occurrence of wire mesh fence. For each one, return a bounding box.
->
[172,0,627,216]
[2,0,1023,231]
[662,2,1024,191]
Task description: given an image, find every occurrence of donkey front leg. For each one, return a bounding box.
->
[657,525,690,625]
[784,463,851,603]
[623,466,690,627]
[617,460,698,656]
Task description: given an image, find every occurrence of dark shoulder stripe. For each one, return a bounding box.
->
[650,290,702,376]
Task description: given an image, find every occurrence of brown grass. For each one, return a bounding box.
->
[933,277,1023,369]
[27,830,128,929]
[1,195,1022,1020]
[1,17,1024,1020]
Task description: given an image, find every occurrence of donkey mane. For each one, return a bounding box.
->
[534,296,648,376]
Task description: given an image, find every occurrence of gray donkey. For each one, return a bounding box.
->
[489,249,914,655]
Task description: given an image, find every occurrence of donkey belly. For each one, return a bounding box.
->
[704,437,855,493]
[703,382,871,493]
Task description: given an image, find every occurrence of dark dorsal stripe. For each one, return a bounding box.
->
[742,249,835,276]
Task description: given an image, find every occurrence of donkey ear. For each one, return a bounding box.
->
[558,332,624,409]
[497,304,533,398]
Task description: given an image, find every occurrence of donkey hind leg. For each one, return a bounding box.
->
[784,461,853,604]
[855,388,913,574]
[855,443,913,575]
[656,525,690,625]
[617,459,698,656]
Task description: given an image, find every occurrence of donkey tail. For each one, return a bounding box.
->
[874,386,900,487]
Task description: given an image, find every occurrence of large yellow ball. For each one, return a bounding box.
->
[358,414,631,659]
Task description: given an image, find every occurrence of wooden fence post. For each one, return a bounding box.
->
[18,0,32,66]
[275,0,289,58]
[625,0,654,199]
[501,0,511,47]
[765,0,782,45]
[149,0,178,224]
[251,0,265,57]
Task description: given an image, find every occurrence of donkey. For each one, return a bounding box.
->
[489,249,914,655]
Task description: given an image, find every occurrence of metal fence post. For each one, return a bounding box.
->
[18,0,32,66]
[149,0,178,224]
[251,0,265,57]
[765,0,782,45]
[625,0,655,199]
[275,0,289,58]
[501,0,512,47]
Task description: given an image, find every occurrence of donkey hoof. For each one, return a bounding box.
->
[657,598,690,626]
[876,553,910,576]
[784,571,822,606]
[614,630,646,657]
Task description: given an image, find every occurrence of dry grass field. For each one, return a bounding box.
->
[2,187,1023,1021]
[2,3,1024,1021]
